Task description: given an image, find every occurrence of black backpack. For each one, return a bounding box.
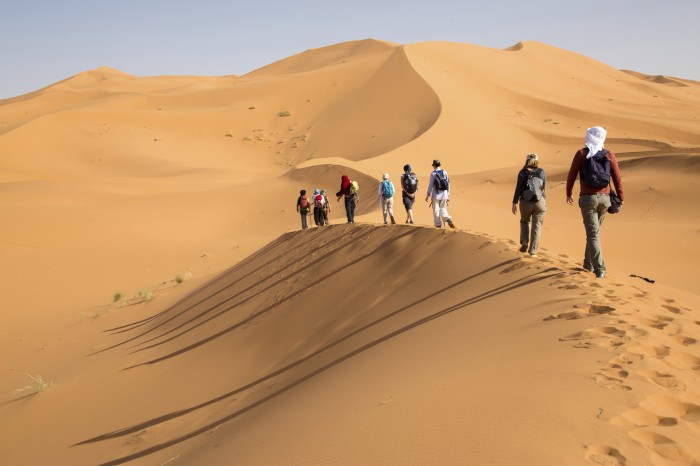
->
[521,168,544,202]
[402,172,418,194]
[433,169,449,191]
[581,150,611,189]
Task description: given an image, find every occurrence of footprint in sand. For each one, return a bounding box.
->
[544,304,616,321]
[664,350,700,371]
[638,370,686,391]
[621,406,677,427]
[629,429,695,464]
[639,394,700,423]
[627,343,670,359]
[662,304,684,315]
[499,260,527,274]
[596,374,631,391]
[585,444,626,465]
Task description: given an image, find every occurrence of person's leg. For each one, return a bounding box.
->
[382,198,388,224]
[439,199,454,228]
[348,198,356,223]
[529,199,547,255]
[519,200,533,252]
[301,212,307,229]
[432,198,441,227]
[344,197,352,223]
[388,197,395,224]
[580,194,608,275]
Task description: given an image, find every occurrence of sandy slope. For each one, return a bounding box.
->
[1,39,699,465]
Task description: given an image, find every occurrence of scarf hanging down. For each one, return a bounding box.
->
[585,126,607,158]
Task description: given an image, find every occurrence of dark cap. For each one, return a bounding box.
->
[403,164,411,172]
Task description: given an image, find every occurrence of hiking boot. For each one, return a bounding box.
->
[595,271,606,279]
[447,219,455,229]
[390,216,396,225]
[582,264,594,273]
[529,251,538,257]
[519,242,528,253]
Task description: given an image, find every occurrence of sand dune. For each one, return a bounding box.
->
[1,38,699,465]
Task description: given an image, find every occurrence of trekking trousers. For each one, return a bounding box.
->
[381,197,394,223]
[579,194,611,273]
[344,196,356,223]
[432,198,451,227]
[519,199,547,254]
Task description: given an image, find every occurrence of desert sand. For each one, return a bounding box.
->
[0,39,699,465]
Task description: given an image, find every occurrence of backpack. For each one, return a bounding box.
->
[581,150,611,189]
[433,169,449,191]
[381,180,394,198]
[349,180,359,195]
[313,194,325,208]
[402,172,418,194]
[299,195,309,210]
[521,168,544,202]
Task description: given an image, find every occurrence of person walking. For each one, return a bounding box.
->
[400,164,418,224]
[312,189,325,227]
[425,159,455,228]
[566,126,624,278]
[377,173,396,225]
[320,189,331,225]
[512,153,547,257]
[296,189,311,229]
[336,175,358,223]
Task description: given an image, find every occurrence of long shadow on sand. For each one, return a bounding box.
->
[91,225,366,355]
[121,226,422,368]
[78,261,563,465]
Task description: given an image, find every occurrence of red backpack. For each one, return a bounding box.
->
[300,195,309,209]
[314,194,325,208]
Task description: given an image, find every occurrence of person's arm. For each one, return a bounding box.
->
[425,172,435,201]
[566,150,583,205]
[296,197,300,213]
[512,170,523,214]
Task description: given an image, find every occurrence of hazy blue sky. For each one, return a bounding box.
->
[2,0,698,98]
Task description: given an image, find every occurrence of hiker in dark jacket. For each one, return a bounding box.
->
[512,153,547,257]
[565,126,624,278]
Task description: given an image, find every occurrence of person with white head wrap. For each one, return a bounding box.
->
[565,126,625,279]
[585,126,607,158]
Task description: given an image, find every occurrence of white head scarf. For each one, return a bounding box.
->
[585,126,607,158]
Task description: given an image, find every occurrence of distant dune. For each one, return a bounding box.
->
[1,39,699,465]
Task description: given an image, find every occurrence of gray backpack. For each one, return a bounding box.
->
[521,168,544,202]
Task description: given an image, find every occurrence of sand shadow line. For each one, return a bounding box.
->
[89,226,360,356]
[103,227,336,335]
[88,268,563,465]
[123,227,420,367]
[78,259,542,445]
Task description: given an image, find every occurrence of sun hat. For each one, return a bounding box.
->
[382,173,389,180]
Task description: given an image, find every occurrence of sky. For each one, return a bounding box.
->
[2,0,699,99]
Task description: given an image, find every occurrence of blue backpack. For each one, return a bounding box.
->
[582,150,611,189]
[382,180,394,198]
[434,169,449,191]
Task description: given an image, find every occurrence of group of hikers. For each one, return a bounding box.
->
[296,126,624,279]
